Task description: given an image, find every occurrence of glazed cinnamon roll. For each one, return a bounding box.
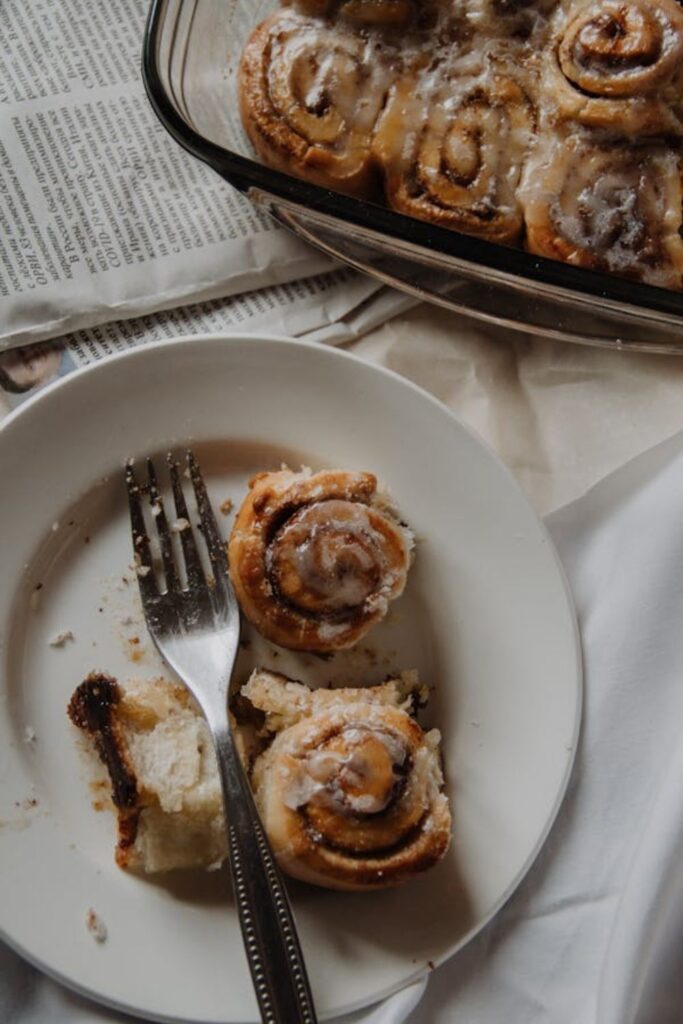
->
[242,670,451,891]
[520,132,683,288]
[228,468,413,652]
[374,67,535,244]
[239,11,393,198]
[544,0,683,134]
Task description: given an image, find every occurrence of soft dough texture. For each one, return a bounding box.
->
[242,669,452,891]
[68,674,228,873]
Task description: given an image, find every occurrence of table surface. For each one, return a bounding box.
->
[351,303,683,515]
[3,300,683,515]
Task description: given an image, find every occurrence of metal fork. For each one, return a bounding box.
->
[125,450,317,1024]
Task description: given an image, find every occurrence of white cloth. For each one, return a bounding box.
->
[3,431,683,1023]
[410,429,683,1024]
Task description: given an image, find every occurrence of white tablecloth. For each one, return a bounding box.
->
[4,417,683,1023]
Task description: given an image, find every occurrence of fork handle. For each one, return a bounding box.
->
[213,726,318,1024]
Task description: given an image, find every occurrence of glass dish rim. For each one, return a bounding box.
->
[141,0,683,325]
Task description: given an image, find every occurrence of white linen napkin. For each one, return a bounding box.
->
[407,428,683,1024]
[4,429,683,1023]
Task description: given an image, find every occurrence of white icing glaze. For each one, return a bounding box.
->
[282,725,409,814]
[243,0,683,288]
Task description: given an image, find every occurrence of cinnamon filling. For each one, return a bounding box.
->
[68,674,138,810]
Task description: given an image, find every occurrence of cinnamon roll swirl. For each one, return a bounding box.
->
[545,0,683,134]
[242,670,451,891]
[228,468,414,652]
[520,133,683,288]
[374,68,535,244]
[239,11,393,198]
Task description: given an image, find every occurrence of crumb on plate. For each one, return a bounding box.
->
[49,630,74,648]
[85,908,107,943]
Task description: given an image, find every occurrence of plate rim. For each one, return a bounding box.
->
[0,332,583,1022]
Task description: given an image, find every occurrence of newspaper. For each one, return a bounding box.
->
[0,0,345,351]
[0,270,416,417]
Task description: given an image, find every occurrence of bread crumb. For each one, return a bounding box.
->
[130,554,151,577]
[85,908,107,944]
[170,517,190,533]
[220,499,234,516]
[49,630,74,648]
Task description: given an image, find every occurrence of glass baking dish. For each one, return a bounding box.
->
[142,0,683,353]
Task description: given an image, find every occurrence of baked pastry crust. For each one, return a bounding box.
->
[228,467,413,652]
[242,670,451,891]
[239,11,392,198]
[239,0,683,289]
[520,131,683,288]
[374,65,535,244]
[544,0,683,134]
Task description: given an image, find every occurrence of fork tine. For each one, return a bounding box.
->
[146,459,181,593]
[187,450,229,587]
[125,460,158,602]
[167,453,204,592]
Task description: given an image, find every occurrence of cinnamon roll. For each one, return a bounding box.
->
[239,11,393,198]
[374,67,536,244]
[520,132,683,288]
[228,468,414,652]
[242,670,451,891]
[545,0,683,134]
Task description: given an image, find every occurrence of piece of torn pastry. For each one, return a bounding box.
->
[228,467,414,653]
[242,669,451,891]
[68,673,229,872]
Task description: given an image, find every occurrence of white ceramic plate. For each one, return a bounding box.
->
[0,335,581,1023]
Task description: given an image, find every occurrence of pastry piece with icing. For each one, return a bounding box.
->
[543,0,683,135]
[520,130,683,288]
[374,60,536,245]
[242,669,451,891]
[228,467,414,652]
[239,10,395,198]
